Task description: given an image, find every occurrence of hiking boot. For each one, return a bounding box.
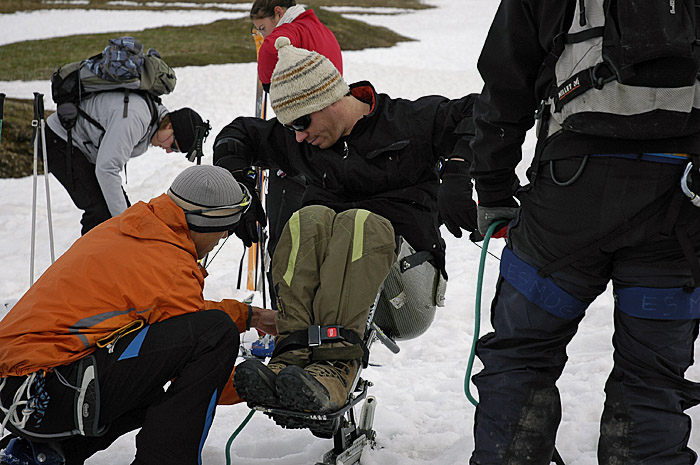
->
[276,359,360,413]
[0,437,64,465]
[233,358,286,408]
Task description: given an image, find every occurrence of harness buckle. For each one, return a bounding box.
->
[308,325,322,347]
[321,325,343,342]
[307,325,346,347]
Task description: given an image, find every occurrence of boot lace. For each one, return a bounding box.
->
[305,360,356,387]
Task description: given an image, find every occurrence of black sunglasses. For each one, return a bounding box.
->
[284,114,312,132]
[170,134,180,153]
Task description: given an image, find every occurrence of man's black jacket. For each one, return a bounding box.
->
[214,81,478,275]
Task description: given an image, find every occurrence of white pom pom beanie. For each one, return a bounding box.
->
[269,36,349,125]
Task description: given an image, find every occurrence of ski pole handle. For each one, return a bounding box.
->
[33,92,45,121]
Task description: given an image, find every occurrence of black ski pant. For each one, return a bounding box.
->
[1,310,239,465]
[265,172,305,309]
[44,125,129,235]
[470,155,700,464]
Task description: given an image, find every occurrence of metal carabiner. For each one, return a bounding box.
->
[681,162,700,207]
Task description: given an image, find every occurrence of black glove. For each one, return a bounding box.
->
[231,191,266,247]
[438,158,478,238]
[477,198,519,238]
[230,168,267,247]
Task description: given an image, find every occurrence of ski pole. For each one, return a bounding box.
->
[0,93,5,152]
[37,93,56,264]
[30,93,56,286]
[30,94,40,285]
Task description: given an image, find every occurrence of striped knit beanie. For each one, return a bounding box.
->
[269,36,349,125]
[167,165,244,233]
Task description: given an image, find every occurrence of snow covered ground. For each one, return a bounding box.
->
[0,1,699,464]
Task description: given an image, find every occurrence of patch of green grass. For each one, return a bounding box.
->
[0,8,412,81]
[0,0,430,14]
[0,98,48,178]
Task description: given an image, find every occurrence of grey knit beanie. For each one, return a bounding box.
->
[167,165,245,233]
[269,36,349,125]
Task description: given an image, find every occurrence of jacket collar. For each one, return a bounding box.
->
[349,81,378,117]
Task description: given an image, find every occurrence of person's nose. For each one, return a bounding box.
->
[295,130,308,143]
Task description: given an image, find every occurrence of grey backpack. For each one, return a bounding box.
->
[542,0,700,140]
[51,36,177,132]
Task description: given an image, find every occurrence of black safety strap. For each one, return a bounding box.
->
[66,130,73,191]
[66,109,105,193]
[77,108,105,133]
[399,250,433,273]
[272,325,370,368]
[528,100,553,191]
[553,62,616,111]
[538,183,683,277]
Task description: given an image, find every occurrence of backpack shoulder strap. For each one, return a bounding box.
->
[117,89,159,128]
[542,0,581,69]
[77,105,105,133]
[143,93,160,128]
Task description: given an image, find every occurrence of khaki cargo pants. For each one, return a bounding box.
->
[271,205,396,366]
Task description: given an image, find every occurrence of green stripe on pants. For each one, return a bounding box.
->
[352,210,371,262]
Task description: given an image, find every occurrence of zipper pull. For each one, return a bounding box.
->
[107,332,125,354]
[343,141,349,159]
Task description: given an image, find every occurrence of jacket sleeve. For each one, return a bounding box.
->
[94,98,152,216]
[213,116,297,177]
[203,299,250,333]
[443,94,478,164]
[469,0,561,204]
[154,254,250,333]
[257,36,278,86]
[420,93,478,166]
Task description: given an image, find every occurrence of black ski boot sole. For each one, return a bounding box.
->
[233,359,282,408]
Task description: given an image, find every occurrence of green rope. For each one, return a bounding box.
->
[462,222,567,465]
[225,409,256,465]
[464,220,506,407]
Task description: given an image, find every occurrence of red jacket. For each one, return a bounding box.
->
[0,194,248,403]
[258,9,343,85]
